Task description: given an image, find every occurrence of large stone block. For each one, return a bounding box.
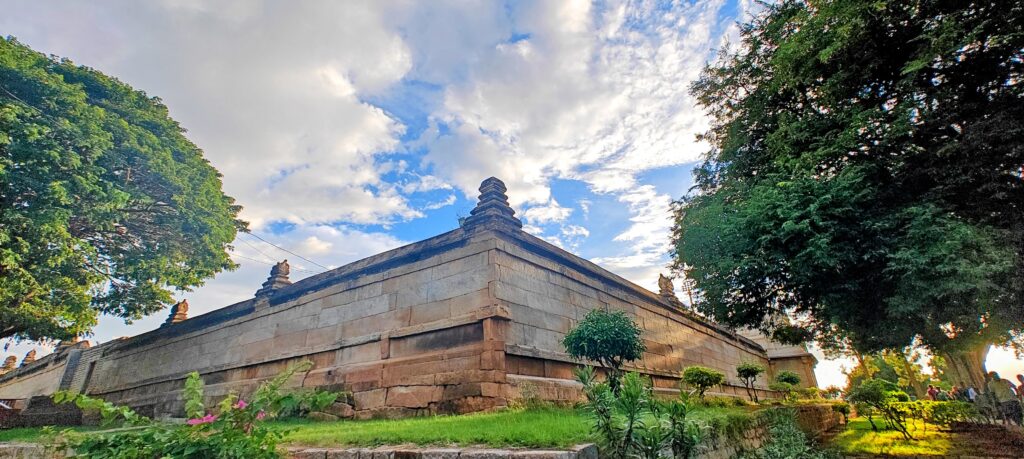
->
[385,386,443,408]
[353,388,387,410]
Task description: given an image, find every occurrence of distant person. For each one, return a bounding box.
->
[927,384,938,401]
[986,372,1022,426]
[965,384,978,402]
[936,389,950,401]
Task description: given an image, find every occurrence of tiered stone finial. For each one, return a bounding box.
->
[56,336,80,349]
[658,274,684,308]
[20,349,36,367]
[461,177,522,229]
[163,299,190,326]
[255,260,292,297]
[1,355,16,373]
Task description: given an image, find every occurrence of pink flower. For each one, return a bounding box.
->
[234,400,248,409]
[256,410,266,421]
[187,413,218,425]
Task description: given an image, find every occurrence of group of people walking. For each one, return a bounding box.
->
[927,372,1023,426]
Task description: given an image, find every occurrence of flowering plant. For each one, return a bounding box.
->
[51,360,316,458]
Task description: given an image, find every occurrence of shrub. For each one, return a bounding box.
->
[775,371,801,386]
[831,402,850,424]
[563,309,645,393]
[768,382,795,401]
[576,369,701,458]
[736,363,766,402]
[740,409,832,459]
[51,360,317,458]
[682,366,725,400]
[846,378,913,439]
[272,389,342,419]
[797,387,822,400]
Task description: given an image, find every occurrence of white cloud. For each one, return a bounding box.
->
[523,199,573,224]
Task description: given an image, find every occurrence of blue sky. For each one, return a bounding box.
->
[3,0,1020,387]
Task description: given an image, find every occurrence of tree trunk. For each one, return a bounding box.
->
[896,352,926,399]
[941,345,990,390]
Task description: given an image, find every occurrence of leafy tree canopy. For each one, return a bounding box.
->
[681,365,725,399]
[674,0,1024,356]
[0,37,245,342]
[563,309,645,392]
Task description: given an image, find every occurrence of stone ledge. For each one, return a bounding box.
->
[285,444,598,459]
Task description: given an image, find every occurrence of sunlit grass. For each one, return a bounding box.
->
[829,417,954,456]
[270,407,592,448]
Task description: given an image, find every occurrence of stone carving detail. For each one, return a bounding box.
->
[1,355,16,373]
[461,177,523,229]
[658,273,684,308]
[21,349,36,367]
[163,299,190,326]
[255,260,292,297]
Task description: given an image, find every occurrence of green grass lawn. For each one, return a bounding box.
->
[0,405,754,449]
[828,418,954,456]
[0,426,100,443]
[271,407,592,448]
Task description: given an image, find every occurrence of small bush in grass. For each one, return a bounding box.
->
[576,368,701,458]
[273,389,343,419]
[682,366,725,400]
[831,402,851,424]
[847,378,914,439]
[563,309,645,394]
[50,361,318,458]
[775,371,801,386]
[739,409,832,459]
[736,363,766,402]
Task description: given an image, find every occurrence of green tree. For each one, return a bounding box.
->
[673,0,1024,388]
[681,365,725,400]
[0,37,245,342]
[736,362,766,402]
[563,309,645,393]
[775,371,802,386]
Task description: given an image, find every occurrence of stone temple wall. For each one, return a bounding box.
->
[0,178,819,419]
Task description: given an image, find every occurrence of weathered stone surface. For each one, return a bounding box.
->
[386,386,443,408]
[460,449,513,459]
[308,412,340,422]
[290,448,329,459]
[419,448,462,459]
[324,402,355,418]
[353,389,387,410]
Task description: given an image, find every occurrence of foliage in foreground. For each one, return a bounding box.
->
[681,366,725,400]
[736,363,766,402]
[673,0,1024,364]
[740,409,834,459]
[576,367,701,458]
[563,309,645,393]
[50,361,318,458]
[846,379,914,439]
[0,37,245,342]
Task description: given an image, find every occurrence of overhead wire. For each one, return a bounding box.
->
[241,231,331,271]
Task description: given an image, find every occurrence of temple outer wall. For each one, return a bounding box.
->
[487,228,784,402]
[0,224,816,418]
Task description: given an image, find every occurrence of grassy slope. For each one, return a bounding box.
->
[0,406,753,449]
[828,418,957,456]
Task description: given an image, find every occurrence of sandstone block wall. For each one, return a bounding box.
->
[0,204,818,418]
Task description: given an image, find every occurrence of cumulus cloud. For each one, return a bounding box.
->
[0,0,742,352]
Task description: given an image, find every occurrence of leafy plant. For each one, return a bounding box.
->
[736,363,766,402]
[51,360,318,457]
[272,390,341,419]
[775,371,801,386]
[740,409,832,459]
[831,402,850,424]
[577,370,702,458]
[563,309,645,394]
[847,378,913,439]
[183,371,206,419]
[682,366,725,400]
